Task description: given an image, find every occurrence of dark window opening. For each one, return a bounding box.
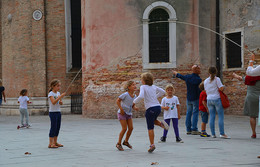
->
[149,8,169,63]
[225,32,242,68]
[71,0,82,69]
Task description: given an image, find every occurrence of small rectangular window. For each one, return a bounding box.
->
[225,32,242,68]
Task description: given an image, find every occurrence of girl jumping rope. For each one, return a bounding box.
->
[18,89,31,128]
[116,81,138,151]
[48,79,66,148]
[160,84,183,143]
[133,72,169,153]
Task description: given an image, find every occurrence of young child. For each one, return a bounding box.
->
[133,72,169,153]
[199,82,210,137]
[18,89,31,127]
[160,84,183,143]
[48,79,66,148]
[0,79,6,105]
[116,81,138,151]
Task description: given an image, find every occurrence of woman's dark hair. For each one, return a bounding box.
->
[208,67,217,82]
[20,89,28,96]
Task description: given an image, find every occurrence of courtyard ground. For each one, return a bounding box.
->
[0,115,259,167]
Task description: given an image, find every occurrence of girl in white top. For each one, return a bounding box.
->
[48,79,66,148]
[133,72,169,153]
[160,84,183,143]
[18,89,31,127]
[204,67,230,139]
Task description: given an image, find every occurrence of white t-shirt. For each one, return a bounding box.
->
[161,96,180,119]
[18,96,30,109]
[133,85,165,110]
[117,92,136,115]
[48,91,61,112]
[246,65,260,76]
[204,76,224,100]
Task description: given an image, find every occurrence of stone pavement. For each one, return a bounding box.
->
[0,115,259,167]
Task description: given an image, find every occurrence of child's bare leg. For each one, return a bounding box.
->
[125,119,133,142]
[154,120,161,126]
[54,136,58,144]
[148,129,155,145]
[201,122,206,131]
[118,120,127,144]
[49,137,53,145]
[54,136,63,147]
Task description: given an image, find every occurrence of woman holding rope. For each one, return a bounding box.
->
[233,54,260,141]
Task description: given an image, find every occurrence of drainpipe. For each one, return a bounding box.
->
[216,0,221,77]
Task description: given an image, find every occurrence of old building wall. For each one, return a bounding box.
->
[0,1,2,79]
[220,0,260,115]
[1,0,46,98]
[0,0,82,115]
[45,0,82,95]
[82,0,216,118]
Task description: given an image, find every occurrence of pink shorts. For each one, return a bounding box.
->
[117,113,132,121]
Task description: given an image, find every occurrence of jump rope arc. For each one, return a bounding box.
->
[65,20,253,92]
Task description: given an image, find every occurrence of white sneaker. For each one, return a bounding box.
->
[212,135,217,138]
[161,120,169,130]
[220,135,231,139]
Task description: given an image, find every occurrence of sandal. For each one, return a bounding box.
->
[55,143,64,147]
[148,144,156,153]
[123,140,132,149]
[116,143,124,151]
[48,144,58,148]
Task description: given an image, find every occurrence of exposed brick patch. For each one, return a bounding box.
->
[82,52,212,118]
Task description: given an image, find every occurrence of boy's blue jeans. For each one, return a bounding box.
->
[186,99,199,132]
[207,98,225,136]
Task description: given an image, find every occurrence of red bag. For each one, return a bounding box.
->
[219,90,230,109]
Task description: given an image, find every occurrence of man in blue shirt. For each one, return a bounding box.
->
[173,65,202,135]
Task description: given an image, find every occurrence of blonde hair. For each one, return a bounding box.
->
[141,72,153,86]
[165,84,175,94]
[49,79,61,92]
[124,80,135,91]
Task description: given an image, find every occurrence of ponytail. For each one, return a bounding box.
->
[208,67,217,82]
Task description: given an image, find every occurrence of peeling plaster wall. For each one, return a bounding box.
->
[220,0,260,115]
[82,0,217,118]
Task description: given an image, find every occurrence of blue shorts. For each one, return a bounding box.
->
[145,106,161,130]
[200,111,208,124]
